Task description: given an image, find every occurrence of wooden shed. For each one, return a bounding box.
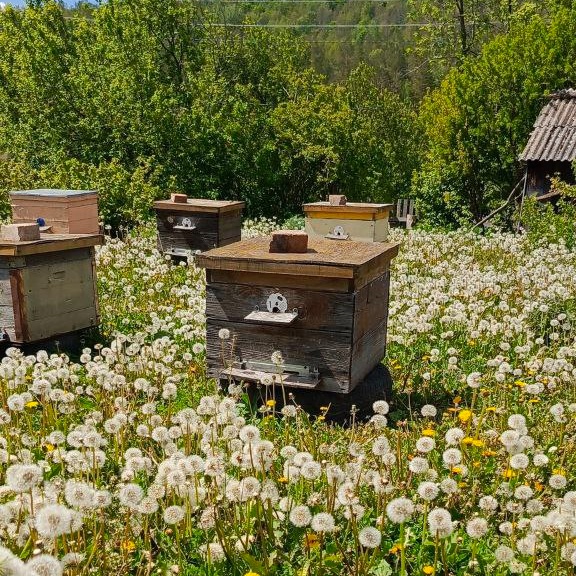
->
[196,236,399,394]
[0,230,102,345]
[520,89,576,197]
[154,196,245,258]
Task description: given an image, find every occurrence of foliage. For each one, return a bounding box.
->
[0,1,419,225]
[0,158,163,229]
[520,174,576,249]
[413,5,576,227]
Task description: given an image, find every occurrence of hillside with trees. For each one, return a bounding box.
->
[0,0,574,227]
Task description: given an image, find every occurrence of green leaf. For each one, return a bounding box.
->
[369,559,393,576]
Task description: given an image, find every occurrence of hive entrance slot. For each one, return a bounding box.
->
[325,225,349,240]
[223,362,320,389]
[244,292,298,324]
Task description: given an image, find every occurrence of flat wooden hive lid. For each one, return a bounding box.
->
[10,189,97,198]
[196,236,399,280]
[0,233,103,256]
[303,201,393,214]
[154,198,245,213]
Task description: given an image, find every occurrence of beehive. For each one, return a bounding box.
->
[154,197,245,258]
[304,200,393,243]
[0,232,102,344]
[10,189,99,234]
[196,236,399,393]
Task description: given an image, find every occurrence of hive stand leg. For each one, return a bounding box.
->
[225,364,393,427]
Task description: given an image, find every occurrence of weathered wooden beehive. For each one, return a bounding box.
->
[154,196,245,258]
[304,198,393,243]
[0,224,102,345]
[196,234,399,393]
[10,189,99,234]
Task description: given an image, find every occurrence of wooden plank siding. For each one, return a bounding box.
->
[206,320,352,393]
[206,283,354,333]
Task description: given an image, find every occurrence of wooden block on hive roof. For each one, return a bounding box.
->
[1,223,40,242]
[171,193,189,204]
[269,230,308,253]
[329,194,347,206]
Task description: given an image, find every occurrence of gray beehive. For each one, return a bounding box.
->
[154,197,245,258]
[196,236,399,394]
[0,229,102,344]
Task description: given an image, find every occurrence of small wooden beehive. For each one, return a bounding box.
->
[304,199,393,243]
[0,228,102,344]
[196,236,399,394]
[10,189,99,234]
[154,197,245,258]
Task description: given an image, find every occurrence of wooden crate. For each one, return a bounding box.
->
[154,198,245,258]
[196,237,399,393]
[10,189,99,234]
[0,234,102,344]
[303,201,392,243]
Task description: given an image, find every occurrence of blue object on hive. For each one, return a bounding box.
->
[36,217,46,227]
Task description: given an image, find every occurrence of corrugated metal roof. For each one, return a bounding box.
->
[519,89,576,162]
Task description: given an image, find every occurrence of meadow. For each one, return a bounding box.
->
[0,222,576,576]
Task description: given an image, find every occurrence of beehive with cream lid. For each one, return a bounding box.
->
[304,199,393,243]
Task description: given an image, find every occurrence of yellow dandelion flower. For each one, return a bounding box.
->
[514,380,526,387]
[472,439,484,447]
[553,469,566,476]
[528,399,540,404]
[25,401,39,409]
[503,469,515,479]
[244,572,260,576]
[278,476,289,484]
[458,410,472,423]
[451,467,463,474]
[303,533,320,549]
[121,540,136,552]
[534,481,544,491]
[482,450,496,457]
[423,566,435,575]
[422,429,436,436]
[266,399,276,408]
[44,443,55,452]
[462,437,474,445]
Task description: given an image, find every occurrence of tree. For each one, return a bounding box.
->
[407,0,532,81]
[412,5,576,227]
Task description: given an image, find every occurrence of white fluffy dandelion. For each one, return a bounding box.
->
[311,512,336,533]
[26,554,63,576]
[35,504,73,538]
[466,517,488,539]
[289,505,312,528]
[386,497,414,523]
[358,526,381,548]
[163,505,185,524]
[427,507,453,538]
